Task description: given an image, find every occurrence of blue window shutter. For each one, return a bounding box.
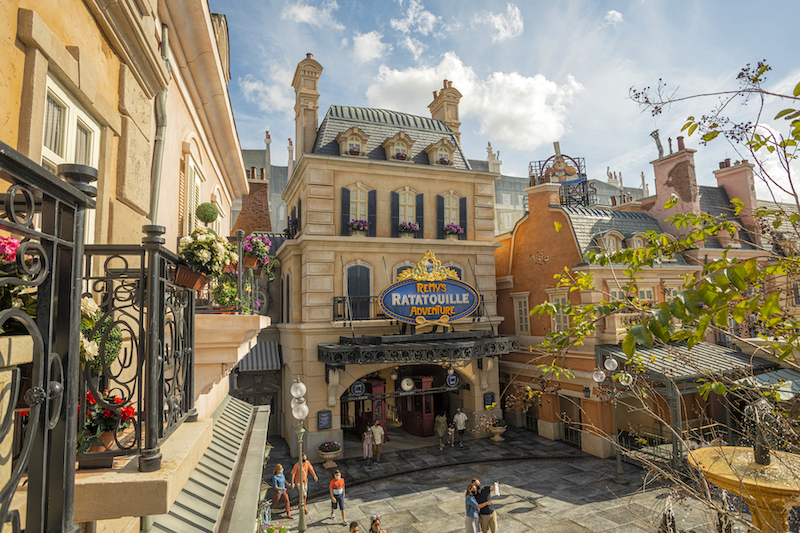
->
[368,189,377,237]
[391,191,399,238]
[459,196,467,240]
[415,193,424,239]
[340,188,350,236]
[436,195,444,239]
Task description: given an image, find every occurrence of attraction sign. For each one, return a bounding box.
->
[378,250,480,326]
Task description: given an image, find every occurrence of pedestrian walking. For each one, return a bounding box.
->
[464,482,480,533]
[472,478,498,533]
[369,515,386,533]
[447,422,456,447]
[329,470,347,524]
[435,411,448,450]
[349,521,360,533]
[362,426,373,467]
[271,463,293,519]
[290,453,318,515]
[370,420,384,463]
[454,407,468,447]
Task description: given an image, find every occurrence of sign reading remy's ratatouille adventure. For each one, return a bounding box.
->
[378,250,480,326]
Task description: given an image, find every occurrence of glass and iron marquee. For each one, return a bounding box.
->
[378,250,480,325]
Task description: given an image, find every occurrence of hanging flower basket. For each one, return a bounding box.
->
[175,265,210,290]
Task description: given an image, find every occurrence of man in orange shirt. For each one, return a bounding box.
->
[329,470,346,523]
[291,454,318,515]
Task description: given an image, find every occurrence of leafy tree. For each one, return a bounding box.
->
[518,63,800,531]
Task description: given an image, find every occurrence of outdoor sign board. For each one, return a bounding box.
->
[379,251,480,326]
[317,410,332,430]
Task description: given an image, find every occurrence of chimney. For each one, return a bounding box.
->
[644,140,699,235]
[428,79,463,145]
[486,142,502,173]
[264,130,272,183]
[291,54,323,156]
[287,139,294,179]
[714,159,758,242]
[676,136,686,151]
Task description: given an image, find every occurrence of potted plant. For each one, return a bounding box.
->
[0,236,37,336]
[398,221,420,239]
[318,441,342,468]
[347,219,371,237]
[79,297,122,376]
[177,227,238,290]
[77,389,136,454]
[287,217,299,236]
[488,417,508,442]
[438,156,452,166]
[394,152,408,161]
[348,146,361,156]
[196,202,219,227]
[242,234,271,269]
[212,275,240,312]
[443,223,464,240]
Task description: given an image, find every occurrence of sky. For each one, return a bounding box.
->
[210,0,799,200]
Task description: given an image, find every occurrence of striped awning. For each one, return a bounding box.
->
[238,341,282,372]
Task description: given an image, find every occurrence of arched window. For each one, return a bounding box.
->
[348,136,361,153]
[444,194,459,225]
[396,141,407,157]
[437,147,450,164]
[399,190,415,223]
[350,187,368,220]
[604,236,617,253]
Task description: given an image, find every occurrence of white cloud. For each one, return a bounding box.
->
[366,52,583,151]
[280,0,344,31]
[400,37,427,62]
[604,10,624,26]
[478,3,524,43]
[352,31,393,64]
[390,0,440,36]
[238,64,295,120]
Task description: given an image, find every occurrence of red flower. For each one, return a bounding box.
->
[103,409,114,418]
[20,410,29,417]
[103,389,109,394]
[120,406,135,421]
[113,397,123,404]
[86,392,96,404]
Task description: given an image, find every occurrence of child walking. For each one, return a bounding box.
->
[447,422,456,447]
[329,470,346,524]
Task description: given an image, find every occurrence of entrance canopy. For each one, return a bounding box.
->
[318,330,518,367]
[237,341,282,372]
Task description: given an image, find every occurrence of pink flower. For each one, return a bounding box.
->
[0,236,20,262]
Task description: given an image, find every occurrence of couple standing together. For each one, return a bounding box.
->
[362,419,384,467]
[465,478,499,533]
[436,407,469,450]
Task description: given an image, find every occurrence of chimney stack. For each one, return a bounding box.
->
[428,79,463,145]
[676,136,686,151]
[287,139,294,179]
[264,130,272,183]
[714,160,758,242]
[291,54,323,156]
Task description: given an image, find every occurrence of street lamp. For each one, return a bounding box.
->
[592,357,632,485]
[291,378,310,532]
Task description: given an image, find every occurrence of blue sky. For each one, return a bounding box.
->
[211,0,798,199]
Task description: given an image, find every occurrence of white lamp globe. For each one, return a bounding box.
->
[290,381,307,399]
[291,397,302,409]
[292,402,309,420]
[617,372,634,387]
[592,370,606,383]
[604,358,619,372]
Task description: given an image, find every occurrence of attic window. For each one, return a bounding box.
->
[336,127,370,158]
[604,236,619,253]
[437,147,451,165]
[395,142,407,160]
[348,137,361,155]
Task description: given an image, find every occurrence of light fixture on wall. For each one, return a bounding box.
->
[390,367,399,381]
[448,367,455,376]
[583,386,591,398]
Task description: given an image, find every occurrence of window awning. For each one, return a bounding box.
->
[596,342,778,384]
[732,367,800,401]
[238,341,282,372]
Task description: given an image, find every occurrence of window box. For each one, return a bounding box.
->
[438,157,452,166]
[394,152,408,161]
[347,219,371,236]
[443,223,464,236]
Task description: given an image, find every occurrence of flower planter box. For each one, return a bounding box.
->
[399,232,415,239]
[489,426,507,442]
[319,449,341,469]
[350,230,367,237]
[174,265,209,290]
[446,233,459,241]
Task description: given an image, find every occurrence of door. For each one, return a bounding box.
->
[347,265,370,319]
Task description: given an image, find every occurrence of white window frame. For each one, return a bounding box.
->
[395,141,407,157]
[443,193,459,226]
[609,288,627,302]
[350,186,368,220]
[42,74,100,244]
[638,286,656,304]
[348,136,361,152]
[502,194,511,205]
[604,236,618,254]
[185,156,203,234]
[511,291,530,335]
[548,291,569,332]
[398,188,416,224]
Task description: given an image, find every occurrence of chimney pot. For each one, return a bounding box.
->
[676,136,685,151]
[306,53,313,59]
[443,79,448,89]
[725,158,731,167]
[288,138,292,146]
[260,168,266,180]
[447,81,453,88]
[719,162,725,169]
[266,130,271,139]
[433,90,438,99]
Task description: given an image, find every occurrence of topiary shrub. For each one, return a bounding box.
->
[196,202,219,225]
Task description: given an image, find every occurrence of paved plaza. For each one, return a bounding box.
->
[263,427,742,532]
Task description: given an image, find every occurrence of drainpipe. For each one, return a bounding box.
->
[149,23,171,225]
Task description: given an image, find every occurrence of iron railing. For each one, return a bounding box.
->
[525,414,538,434]
[1,142,95,532]
[562,424,582,448]
[81,226,197,471]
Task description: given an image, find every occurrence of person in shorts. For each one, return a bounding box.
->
[370,420,384,463]
[329,470,346,523]
[454,407,468,448]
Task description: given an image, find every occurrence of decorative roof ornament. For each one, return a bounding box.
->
[396,250,461,281]
[650,130,664,159]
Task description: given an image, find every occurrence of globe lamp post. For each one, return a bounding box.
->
[291,378,309,532]
[592,357,632,485]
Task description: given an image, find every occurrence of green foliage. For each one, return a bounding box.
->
[196,202,219,224]
[81,312,122,374]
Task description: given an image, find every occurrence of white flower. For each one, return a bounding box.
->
[229,252,239,263]
[213,242,226,254]
[197,250,211,263]
[179,236,192,247]
[12,298,23,309]
[81,297,100,316]
[83,338,99,359]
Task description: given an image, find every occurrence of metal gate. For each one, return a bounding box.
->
[0,142,95,532]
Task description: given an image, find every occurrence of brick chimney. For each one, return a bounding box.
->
[642,136,700,236]
[428,79,463,145]
[714,159,758,240]
[291,53,322,156]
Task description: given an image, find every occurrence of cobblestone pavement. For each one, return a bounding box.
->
[262,427,739,532]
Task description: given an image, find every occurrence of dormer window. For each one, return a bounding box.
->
[336,127,369,158]
[627,234,646,249]
[381,132,415,163]
[604,236,617,253]
[424,138,456,166]
[598,230,624,254]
